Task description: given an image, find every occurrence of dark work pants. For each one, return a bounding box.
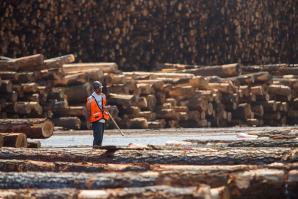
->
[92,121,105,146]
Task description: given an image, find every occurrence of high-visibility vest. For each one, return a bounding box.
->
[87,94,110,122]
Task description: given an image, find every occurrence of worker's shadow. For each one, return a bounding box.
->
[95,145,120,158]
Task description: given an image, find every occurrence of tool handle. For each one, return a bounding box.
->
[107,111,125,136]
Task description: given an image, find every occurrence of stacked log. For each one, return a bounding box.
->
[161,63,298,127]
[2,53,298,128]
[0,143,297,198]
[0,1,296,69]
[0,118,53,148]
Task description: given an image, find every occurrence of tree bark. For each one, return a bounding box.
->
[0,147,295,165]
[0,169,295,199]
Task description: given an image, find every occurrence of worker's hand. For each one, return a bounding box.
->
[86,122,92,130]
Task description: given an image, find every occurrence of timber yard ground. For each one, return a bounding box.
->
[39,126,298,147]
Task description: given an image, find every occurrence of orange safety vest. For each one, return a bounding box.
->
[87,94,110,122]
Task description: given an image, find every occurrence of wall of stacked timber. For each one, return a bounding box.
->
[1,0,297,70]
[1,53,298,131]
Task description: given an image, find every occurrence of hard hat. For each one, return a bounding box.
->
[92,81,103,89]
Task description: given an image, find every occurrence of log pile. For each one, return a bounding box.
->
[0,54,111,130]
[2,53,298,129]
[156,63,298,127]
[0,1,297,69]
[0,139,297,198]
[0,118,53,148]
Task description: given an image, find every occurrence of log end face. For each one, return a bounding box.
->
[42,120,54,138]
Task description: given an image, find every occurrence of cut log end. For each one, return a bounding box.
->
[40,120,54,138]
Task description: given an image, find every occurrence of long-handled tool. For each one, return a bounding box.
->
[107,112,125,136]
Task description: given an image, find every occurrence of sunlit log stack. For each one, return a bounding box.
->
[1,53,298,130]
[161,63,298,127]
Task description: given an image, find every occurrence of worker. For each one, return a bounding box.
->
[86,81,110,148]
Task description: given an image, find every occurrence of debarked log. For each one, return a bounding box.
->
[0,147,295,165]
[63,63,118,73]
[44,54,75,69]
[0,118,53,139]
[178,63,240,77]
[0,54,44,71]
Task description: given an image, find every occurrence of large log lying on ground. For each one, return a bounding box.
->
[0,159,297,173]
[0,147,295,165]
[0,160,150,172]
[0,169,296,199]
[0,171,156,189]
[0,119,53,139]
[0,185,227,199]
